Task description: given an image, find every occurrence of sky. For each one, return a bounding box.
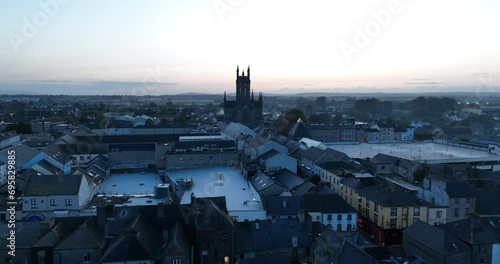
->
[0,0,499,95]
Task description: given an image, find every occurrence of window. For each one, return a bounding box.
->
[347,214,352,221]
[465,198,471,204]
[465,208,470,217]
[347,224,352,231]
[366,200,370,207]
[83,253,90,263]
[436,210,442,218]
[172,259,182,264]
[316,215,320,220]
[391,208,397,216]
[337,224,342,231]
[337,215,342,220]
[50,199,57,206]
[390,218,397,229]
[65,199,72,206]
[454,208,460,218]
[374,214,378,225]
[327,214,332,221]
[374,203,379,212]
[381,165,385,170]
[31,199,38,209]
[454,198,460,204]
[413,207,420,216]
[79,156,84,161]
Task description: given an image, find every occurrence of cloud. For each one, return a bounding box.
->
[404,81,443,85]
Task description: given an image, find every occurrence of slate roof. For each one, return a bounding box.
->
[273,169,305,190]
[473,189,500,216]
[288,118,310,139]
[0,144,39,164]
[269,135,304,154]
[292,181,316,196]
[303,194,356,214]
[246,136,271,148]
[42,143,72,165]
[258,149,280,160]
[445,181,475,198]
[54,218,106,250]
[222,122,256,139]
[302,146,348,163]
[33,159,63,175]
[249,171,285,196]
[265,196,303,216]
[234,218,309,253]
[24,174,85,196]
[162,221,190,258]
[100,214,161,262]
[195,198,234,231]
[438,216,500,245]
[371,153,399,164]
[310,222,377,264]
[341,178,430,207]
[403,221,470,255]
[302,146,327,162]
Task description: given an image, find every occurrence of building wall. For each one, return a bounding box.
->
[0,163,6,185]
[340,185,428,231]
[53,248,103,264]
[447,197,475,223]
[108,150,156,169]
[308,212,357,232]
[195,230,233,264]
[165,152,238,170]
[426,207,447,225]
[318,168,343,193]
[0,135,20,149]
[262,153,297,174]
[78,176,95,208]
[23,194,80,219]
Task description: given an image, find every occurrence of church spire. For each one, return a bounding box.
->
[236,65,239,77]
[247,65,250,78]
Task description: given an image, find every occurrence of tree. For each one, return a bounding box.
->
[159,118,169,125]
[271,108,307,133]
[4,122,33,134]
[145,118,154,126]
[315,96,327,109]
[310,174,321,185]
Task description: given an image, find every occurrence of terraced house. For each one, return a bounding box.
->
[339,177,446,246]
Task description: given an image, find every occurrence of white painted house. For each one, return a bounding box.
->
[22,173,95,220]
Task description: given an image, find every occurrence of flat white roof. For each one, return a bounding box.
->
[326,142,500,164]
[101,172,162,196]
[166,166,264,212]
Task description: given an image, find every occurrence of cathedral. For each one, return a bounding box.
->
[223,66,263,128]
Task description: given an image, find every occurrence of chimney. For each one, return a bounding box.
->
[97,205,106,231]
[282,198,287,208]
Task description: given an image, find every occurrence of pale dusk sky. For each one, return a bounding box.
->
[0,0,499,95]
